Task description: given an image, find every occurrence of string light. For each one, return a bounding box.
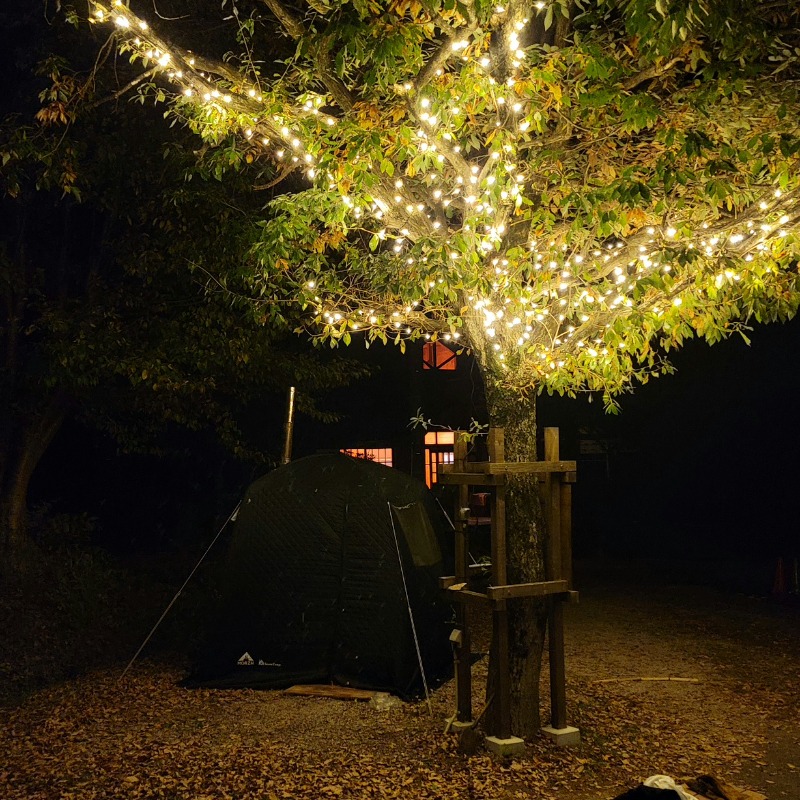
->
[90,0,800,379]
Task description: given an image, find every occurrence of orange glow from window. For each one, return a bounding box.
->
[422,341,457,370]
[341,447,393,467]
[423,430,455,487]
[424,430,455,445]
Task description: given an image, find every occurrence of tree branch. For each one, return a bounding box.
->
[256,0,356,111]
[253,163,295,190]
[414,25,477,93]
[85,68,158,110]
[622,54,686,91]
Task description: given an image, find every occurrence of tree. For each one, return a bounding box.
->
[0,30,367,572]
[85,0,800,736]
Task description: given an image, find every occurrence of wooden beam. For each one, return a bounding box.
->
[284,685,375,700]
[441,460,576,475]
[446,587,492,604]
[486,459,576,475]
[487,580,568,600]
[436,472,505,486]
[439,565,490,587]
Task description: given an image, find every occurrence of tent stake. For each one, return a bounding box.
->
[119,501,241,681]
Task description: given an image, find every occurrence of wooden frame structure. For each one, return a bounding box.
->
[438,427,578,744]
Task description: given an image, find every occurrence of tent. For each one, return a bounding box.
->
[186,453,454,697]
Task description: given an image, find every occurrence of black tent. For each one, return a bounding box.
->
[186,453,453,697]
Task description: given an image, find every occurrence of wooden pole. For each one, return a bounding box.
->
[453,437,472,723]
[487,429,512,739]
[560,478,573,589]
[281,386,296,465]
[544,428,567,730]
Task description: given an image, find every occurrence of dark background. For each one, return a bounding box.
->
[29,312,800,579]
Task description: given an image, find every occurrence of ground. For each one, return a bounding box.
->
[0,561,797,800]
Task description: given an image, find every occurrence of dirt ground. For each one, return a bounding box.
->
[1,561,798,800]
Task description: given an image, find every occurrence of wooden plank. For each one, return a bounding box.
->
[436,472,505,486]
[487,579,568,600]
[446,587,491,604]
[440,565,490,586]
[446,460,576,475]
[284,685,375,701]
[486,459,576,475]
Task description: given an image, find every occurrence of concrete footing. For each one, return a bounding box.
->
[484,735,525,756]
[541,725,581,746]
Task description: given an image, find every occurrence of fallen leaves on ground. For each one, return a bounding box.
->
[1,577,797,800]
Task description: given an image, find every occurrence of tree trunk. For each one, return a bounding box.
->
[0,394,68,576]
[483,378,549,740]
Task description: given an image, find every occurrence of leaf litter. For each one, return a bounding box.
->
[0,574,797,800]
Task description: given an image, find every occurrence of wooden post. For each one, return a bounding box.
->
[544,428,567,730]
[487,429,512,739]
[560,479,573,589]
[544,429,562,580]
[453,437,472,723]
[487,427,504,463]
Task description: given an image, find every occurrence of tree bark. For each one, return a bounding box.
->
[0,393,68,575]
[483,377,548,739]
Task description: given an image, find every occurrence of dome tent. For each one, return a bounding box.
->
[186,453,454,697]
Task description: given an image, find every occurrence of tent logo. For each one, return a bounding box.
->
[237,652,254,666]
[258,659,281,667]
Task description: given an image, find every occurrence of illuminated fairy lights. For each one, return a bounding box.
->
[92,1,800,375]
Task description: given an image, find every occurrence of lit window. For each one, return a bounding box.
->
[424,431,455,445]
[422,341,457,370]
[424,430,455,487]
[341,448,393,467]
